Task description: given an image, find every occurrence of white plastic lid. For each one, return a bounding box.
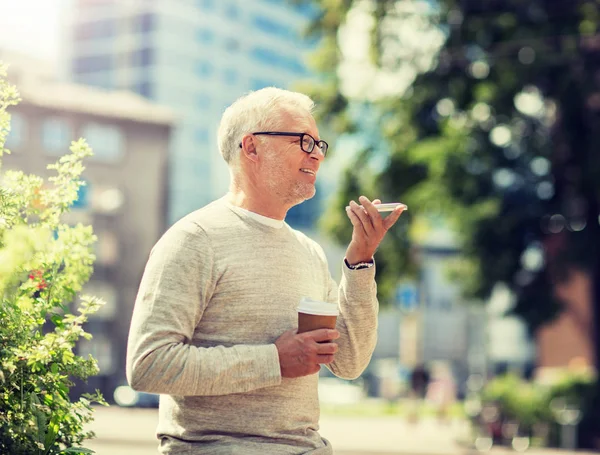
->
[297,297,339,316]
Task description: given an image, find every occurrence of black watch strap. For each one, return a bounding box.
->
[344,258,374,270]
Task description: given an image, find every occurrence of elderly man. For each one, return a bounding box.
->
[126,87,406,454]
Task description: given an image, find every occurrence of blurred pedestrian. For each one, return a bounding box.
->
[426,361,457,423]
[126,87,407,454]
[407,363,430,423]
[410,363,430,399]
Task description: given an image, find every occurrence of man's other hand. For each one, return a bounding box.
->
[274,329,340,378]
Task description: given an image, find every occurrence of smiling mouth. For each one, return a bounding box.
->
[300,169,316,176]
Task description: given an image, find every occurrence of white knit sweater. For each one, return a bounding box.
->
[126,197,379,454]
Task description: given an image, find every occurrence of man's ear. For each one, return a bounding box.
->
[240,135,258,162]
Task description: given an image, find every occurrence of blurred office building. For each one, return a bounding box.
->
[63,0,321,227]
[1,50,174,398]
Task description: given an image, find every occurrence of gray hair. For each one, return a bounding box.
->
[217,87,315,166]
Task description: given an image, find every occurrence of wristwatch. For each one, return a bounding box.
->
[344,258,374,270]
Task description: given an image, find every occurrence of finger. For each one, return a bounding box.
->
[304,329,339,343]
[359,195,383,229]
[345,206,368,237]
[316,342,338,355]
[373,198,381,205]
[382,206,406,231]
[317,354,335,364]
[308,364,322,374]
[349,200,375,233]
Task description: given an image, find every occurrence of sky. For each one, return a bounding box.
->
[0,0,65,62]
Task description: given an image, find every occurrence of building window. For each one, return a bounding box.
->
[73,19,115,40]
[5,112,26,149]
[223,68,238,85]
[133,13,154,33]
[251,15,296,41]
[74,71,114,89]
[72,180,90,210]
[197,0,214,11]
[224,2,240,20]
[42,118,72,154]
[294,2,317,18]
[197,61,214,78]
[82,123,124,163]
[250,47,275,66]
[250,47,306,73]
[130,48,153,67]
[73,55,113,74]
[260,0,316,19]
[198,94,211,108]
[197,28,215,44]
[196,128,210,143]
[224,37,240,52]
[132,80,153,99]
[94,229,120,266]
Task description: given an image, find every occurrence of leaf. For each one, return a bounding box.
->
[50,313,64,328]
[28,392,48,444]
[61,448,96,454]
[44,415,60,454]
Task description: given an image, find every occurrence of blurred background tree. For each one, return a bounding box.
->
[297,0,600,447]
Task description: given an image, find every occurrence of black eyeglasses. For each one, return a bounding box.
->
[240,131,329,157]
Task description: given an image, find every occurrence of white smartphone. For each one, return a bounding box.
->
[373,202,407,212]
[348,202,408,212]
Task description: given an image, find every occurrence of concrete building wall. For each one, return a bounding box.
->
[536,268,595,379]
[2,61,173,397]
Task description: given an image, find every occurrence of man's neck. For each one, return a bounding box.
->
[227,188,287,221]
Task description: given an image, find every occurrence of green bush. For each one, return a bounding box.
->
[545,371,597,449]
[0,63,106,454]
[482,373,549,432]
[480,371,597,448]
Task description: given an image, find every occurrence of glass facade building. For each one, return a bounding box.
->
[65,0,320,226]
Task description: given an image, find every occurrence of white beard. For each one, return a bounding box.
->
[262,145,315,206]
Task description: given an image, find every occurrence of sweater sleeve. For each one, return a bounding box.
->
[326,261,379,380]
[126,221,282,396]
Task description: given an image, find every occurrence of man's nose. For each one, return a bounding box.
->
[310,149,325,161]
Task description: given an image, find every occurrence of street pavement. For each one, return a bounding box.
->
[83,406,598,455]
[84,406,466,455]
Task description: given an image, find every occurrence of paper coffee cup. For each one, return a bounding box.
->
[297,297,339,334]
